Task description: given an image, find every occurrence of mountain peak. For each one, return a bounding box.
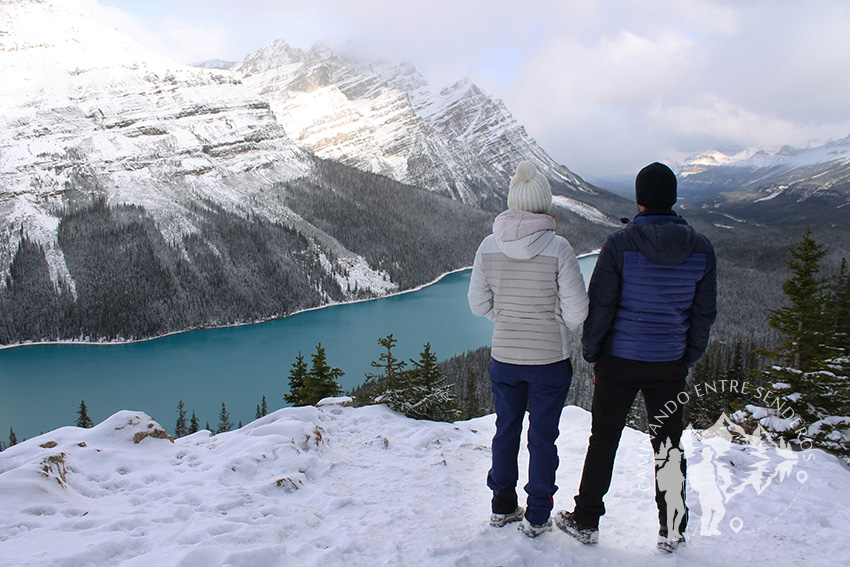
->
[230,41,606,210]
[308,41,335,59]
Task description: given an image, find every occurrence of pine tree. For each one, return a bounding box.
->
[76,400,94,429]
[302,343,344,405]
[404,342,462,421]
[753,229,850,456]
[9,427,17,448]
[188,411,200,435]
[175,400,188,438]
[363,334,408,411]
[216,402,233,434]
[261,395,268,417]
[767,226,832,372]
[284,352,309,406]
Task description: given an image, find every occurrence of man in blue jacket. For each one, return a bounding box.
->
[555,162,717,553]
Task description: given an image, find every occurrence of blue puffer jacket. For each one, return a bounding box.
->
[582,210,717,367]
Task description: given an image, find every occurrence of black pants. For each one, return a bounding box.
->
[573,354,689,536]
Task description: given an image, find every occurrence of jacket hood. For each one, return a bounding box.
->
[624,211,698,265]
[492,209,556,260]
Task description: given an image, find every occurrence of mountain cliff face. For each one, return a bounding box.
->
[0,0,317,292]
[0,0,625,345]
[229,40,617,214]
[677,137,850,224]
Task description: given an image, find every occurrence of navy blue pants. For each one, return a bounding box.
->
[487,358,573,525]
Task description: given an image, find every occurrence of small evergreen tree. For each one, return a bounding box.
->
[216,402,233,434]
[174,400,188,438]
[404,342,462,421]
[284,352,309,406]
[302,343,344,405]
[363,334,408,411]
[255,395,269,419]
[9,427,17,448]
[750,230,850,456]
[188,411,200,435]
[76,400,94,429]
[766,227,832,371]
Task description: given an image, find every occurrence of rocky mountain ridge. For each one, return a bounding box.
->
[229,39,612,213]
[677,136,850,224]
[0,0,626,344]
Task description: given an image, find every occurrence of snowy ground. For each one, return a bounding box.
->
[0,400,847,567]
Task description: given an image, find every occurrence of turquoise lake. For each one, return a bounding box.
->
[1,256,597,440]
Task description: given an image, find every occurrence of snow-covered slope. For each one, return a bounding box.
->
[677,137,850,224]
[230,41,614,214]
[0,0,411,298]
[0,0,300,284]
[0,401,846,566]
[0,0,623,345]
[0,0,510,344]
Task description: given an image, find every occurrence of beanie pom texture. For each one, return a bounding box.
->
[513,161,539,184]
[508,161,552,214]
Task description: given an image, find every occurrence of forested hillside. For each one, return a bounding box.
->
[0,158,494,345]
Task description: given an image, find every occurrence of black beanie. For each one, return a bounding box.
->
[635,162,677,210]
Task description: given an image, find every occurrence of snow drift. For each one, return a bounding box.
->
[0,400,847,566]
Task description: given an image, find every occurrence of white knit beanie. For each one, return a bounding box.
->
[508,161,552,214]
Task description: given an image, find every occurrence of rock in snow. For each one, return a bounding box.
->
[0,402,847,566]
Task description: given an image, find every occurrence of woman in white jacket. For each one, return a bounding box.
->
[468,160,588,537]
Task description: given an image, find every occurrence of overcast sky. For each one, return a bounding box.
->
[92,0,850,182]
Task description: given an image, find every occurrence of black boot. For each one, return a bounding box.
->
[554,510,599,545]
[490,487,524,527]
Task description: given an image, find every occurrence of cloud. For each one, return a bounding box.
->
[89,0,850,178]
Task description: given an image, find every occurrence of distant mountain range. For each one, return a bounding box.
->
[676,136,850,225]
[0,0,626,345]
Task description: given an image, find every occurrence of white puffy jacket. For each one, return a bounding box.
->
[468,209,589,365]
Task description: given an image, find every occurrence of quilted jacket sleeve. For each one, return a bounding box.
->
[557,240,589,330]
[683,236,718,367]
[467,240,495,321]
[581,236,622,363]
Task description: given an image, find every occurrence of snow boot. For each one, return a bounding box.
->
[490,487,524,527]
[517,517,552,538]
[657,528,686,553]
[554,510,599,545]
[490,506,524,527]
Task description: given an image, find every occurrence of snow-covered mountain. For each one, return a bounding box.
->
[0,0,627,345]
[1,400,847,566]
[0,0,316,290]
[677,137,850,224]
[229,40,611,213]
[0,0,488,344]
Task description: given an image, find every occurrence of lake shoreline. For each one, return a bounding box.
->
[0,267,475,351]
[0,251,599,352]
